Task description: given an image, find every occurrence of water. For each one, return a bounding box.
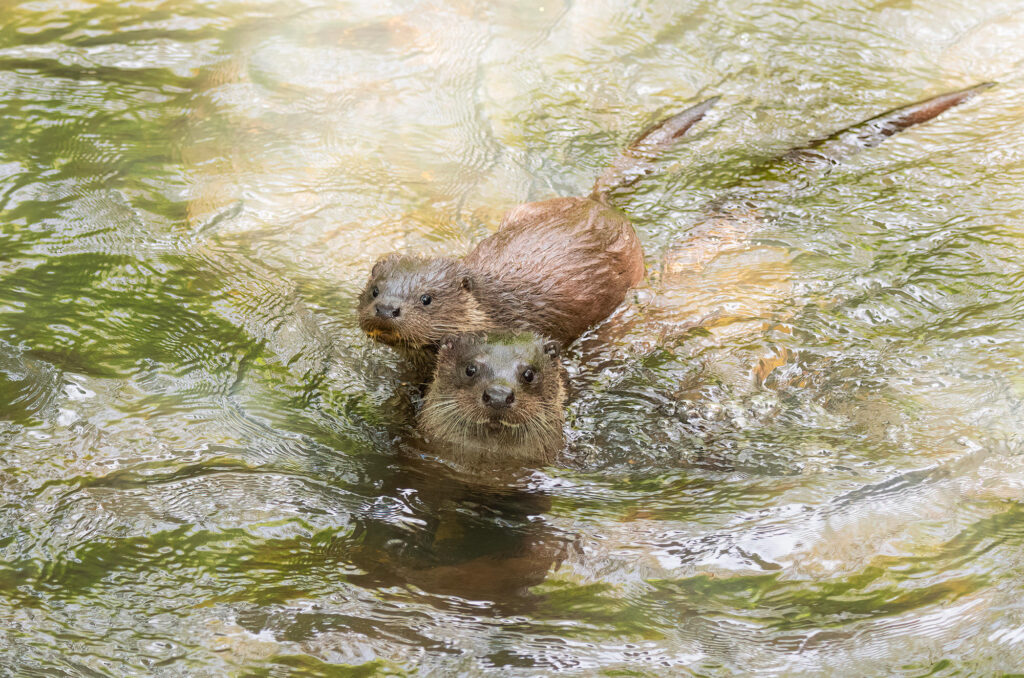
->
[2,0,1024,674]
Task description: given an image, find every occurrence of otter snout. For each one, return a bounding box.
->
[482,384,515,409]
[375,303,401,319]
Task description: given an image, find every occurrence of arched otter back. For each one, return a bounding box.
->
[464,197,644,343]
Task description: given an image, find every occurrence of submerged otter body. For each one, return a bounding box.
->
[589,83,995,388]
[358,97,720,366]
[419,331,565,469]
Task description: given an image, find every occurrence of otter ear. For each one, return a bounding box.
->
[439,333,480,356]
[439,334,460,353]
[371,253,400,278]
[543,340,560,361]
[460,275,473,292]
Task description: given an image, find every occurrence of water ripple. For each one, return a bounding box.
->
[2,0,1024,675]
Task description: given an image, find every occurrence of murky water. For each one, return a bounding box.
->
[2,0,1024,675]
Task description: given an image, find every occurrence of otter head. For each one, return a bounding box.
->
[358,254,489,352]
[420,331,565,465]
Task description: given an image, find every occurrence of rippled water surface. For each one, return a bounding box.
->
[2,0,1024,675]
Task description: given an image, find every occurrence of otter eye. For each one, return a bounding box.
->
[464,364,477,377]
[521,368,535,383]
[371,286,379,298]
[421,294,432,306]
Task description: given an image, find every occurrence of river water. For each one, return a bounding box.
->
[2,0,1024,675]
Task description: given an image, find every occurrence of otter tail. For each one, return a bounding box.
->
[590,96,719,202]
[779,82,993,171]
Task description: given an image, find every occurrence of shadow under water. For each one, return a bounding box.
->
[346,452,574,606]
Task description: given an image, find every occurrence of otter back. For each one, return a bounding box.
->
[464,197,644,345]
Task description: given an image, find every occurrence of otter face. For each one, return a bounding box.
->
[358,254,486,351]
[420,331,565,462]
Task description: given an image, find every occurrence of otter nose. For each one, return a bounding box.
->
[375,303,400,319]
[482,385,515,409]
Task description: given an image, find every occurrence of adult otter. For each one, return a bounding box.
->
[583,83,994,386]
[419,331,566,469]
[358,97,720,369]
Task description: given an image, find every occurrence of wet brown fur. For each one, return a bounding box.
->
[464,197,643,342]
[357,254,491,370]
[419,331,565,468]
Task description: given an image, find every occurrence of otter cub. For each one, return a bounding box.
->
[419,331,565,468]
[358,97,719,367]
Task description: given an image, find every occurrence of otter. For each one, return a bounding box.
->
[579,83,995,382]
[418,331,566,468]
[358,97,720,369]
